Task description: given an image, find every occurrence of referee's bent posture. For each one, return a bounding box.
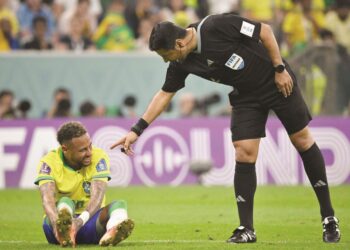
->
[111,13,341,244]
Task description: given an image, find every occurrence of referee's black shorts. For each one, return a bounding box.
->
[229,66,312,142]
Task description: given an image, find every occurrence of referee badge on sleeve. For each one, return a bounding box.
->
[225,53,245,70]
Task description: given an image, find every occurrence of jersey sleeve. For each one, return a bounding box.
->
[161,62,189,92]
[216,13,261,42]
[34,161,55,186]
[92,152,111,181]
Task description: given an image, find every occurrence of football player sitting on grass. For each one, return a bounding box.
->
[35,121,134,247]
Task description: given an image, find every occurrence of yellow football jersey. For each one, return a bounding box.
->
[35,146,111,214]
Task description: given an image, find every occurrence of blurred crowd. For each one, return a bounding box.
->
[0,87,228,119]
[0,87,142,119]
[1,0,350,119]
[0,0,349,56]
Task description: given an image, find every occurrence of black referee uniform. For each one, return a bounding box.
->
[115,12,340,244]
[161,13,311,141]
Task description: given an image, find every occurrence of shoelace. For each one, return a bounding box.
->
[325,222,338,233]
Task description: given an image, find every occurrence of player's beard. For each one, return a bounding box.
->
[81,156,91,166]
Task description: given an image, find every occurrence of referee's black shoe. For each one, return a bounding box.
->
[323,216,341,243]
[226,226,257,243]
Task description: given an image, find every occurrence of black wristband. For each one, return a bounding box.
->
[131,118,149,136]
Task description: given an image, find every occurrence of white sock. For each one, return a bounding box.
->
[57,203,73,215]
[106,208,128,231]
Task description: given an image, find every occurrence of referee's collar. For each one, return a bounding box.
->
[194,15,210,54]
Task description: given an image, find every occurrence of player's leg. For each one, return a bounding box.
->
[74,209,104,244]
[289,127,340,243]
[98,200,134,246]
[271,66,340,243]
[42,197,75,246]
[226,139,259,243]
[73,200,133,245]
[226,91,267,243]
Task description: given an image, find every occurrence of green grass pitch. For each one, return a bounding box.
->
[0,186,349,250]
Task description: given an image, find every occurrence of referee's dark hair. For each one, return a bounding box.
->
[149,21,187,51]
[57,121,87,145]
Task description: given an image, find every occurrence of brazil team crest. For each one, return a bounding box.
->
[82,181,91,194]
[96,159,107,172]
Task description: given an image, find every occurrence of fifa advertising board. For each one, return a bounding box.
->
[0,117,350,188]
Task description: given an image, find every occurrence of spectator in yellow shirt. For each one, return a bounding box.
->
[325,0,350,53]
[93,0,135,51]
[282,0,325,55]
[0,0,19,50]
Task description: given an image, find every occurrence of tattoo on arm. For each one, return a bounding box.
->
[39,182,58,225]
[85,180,107,216]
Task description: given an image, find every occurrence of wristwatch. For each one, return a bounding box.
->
[274,64,285,73]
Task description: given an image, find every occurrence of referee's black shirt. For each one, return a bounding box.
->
[162,13,276,94]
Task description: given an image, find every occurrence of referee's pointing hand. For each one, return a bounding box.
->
[110,131,139,156]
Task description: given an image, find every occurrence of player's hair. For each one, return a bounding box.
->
[57,121,87,145]
[54,87,70,97]
[149,21,187,51]
[33,15,47,26]
[0,89,13,100]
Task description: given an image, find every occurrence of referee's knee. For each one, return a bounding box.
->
[233,142,258,163]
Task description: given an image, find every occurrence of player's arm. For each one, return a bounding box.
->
[39,181,66,244]
[259,23,293,98]
[39,181,58,226]
[74,180,107,230]
[86,180,107,214]
[110,90,175,154]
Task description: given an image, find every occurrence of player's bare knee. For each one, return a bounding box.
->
[290,127,314,152]
[233,142,257,163]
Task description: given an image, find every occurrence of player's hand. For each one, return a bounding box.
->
[275,70,293,98]
[53,223,72,247]
[110,131,139,156]
[53,224,63,245]
[69,218,83,248]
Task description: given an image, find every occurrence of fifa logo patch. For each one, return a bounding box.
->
[96,159,107,172]
[39,162,51,174]
[225,53,244,70]
[83,181,91,194]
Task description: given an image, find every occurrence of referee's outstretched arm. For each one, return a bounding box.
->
[110,90,175,155]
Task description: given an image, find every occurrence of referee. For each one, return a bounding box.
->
[111,13,341,243]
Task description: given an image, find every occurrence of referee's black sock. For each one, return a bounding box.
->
[300,143,334,218]
[234,162,256,231]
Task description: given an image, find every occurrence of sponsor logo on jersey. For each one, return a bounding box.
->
[207,59,214,66]
[225,53,244,70]
[39,162,51,174]
[240,21,255,37]
[96,158,107,172]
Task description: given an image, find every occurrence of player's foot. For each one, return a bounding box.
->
[226,226,257,243]
[99,219,134,246]
[323,216,340,243]
[56,208,73,247]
